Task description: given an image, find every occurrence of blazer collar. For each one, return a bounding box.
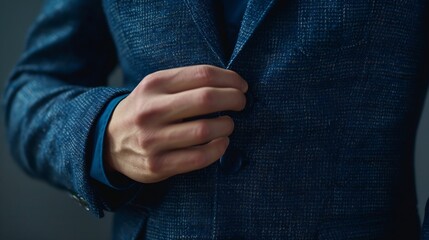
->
[183,0,278,68]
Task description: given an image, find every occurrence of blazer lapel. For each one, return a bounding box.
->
[183,0,278,68]
[183,0,227,67]
[228,0,278,68]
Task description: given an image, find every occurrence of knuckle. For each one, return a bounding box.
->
[139,101,164,120]
[140,73,159,91]
[194,65,214,83]
[197,89,216,107]
[193,121,211,141]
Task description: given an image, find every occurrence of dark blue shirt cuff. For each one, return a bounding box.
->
[90,94,135,190]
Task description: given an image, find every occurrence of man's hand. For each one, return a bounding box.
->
[104,65,248,183]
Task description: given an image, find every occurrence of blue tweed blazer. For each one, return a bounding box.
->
[4,0,429,239]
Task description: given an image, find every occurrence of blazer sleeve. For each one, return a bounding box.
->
[2,0,131,217]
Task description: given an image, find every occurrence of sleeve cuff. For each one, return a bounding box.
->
[90,94,135,190]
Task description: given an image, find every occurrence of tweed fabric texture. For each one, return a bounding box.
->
[3,0,429,239]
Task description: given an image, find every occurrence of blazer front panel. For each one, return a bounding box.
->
[102,0,428,239]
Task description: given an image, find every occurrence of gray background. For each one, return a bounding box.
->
[0,1,428,239]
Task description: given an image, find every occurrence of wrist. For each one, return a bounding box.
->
[90,94,132,190]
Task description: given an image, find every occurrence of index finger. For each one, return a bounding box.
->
[146,65,248,93]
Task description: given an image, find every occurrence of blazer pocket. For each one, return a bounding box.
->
[297,0,375,56]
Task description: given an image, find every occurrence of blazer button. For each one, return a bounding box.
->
[220,148,243,173]
[70,193,90,211]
